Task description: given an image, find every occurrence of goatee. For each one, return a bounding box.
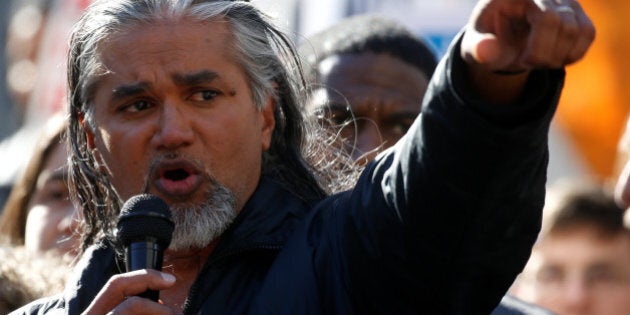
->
[168,177,236,251]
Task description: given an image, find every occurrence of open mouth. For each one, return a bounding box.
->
[152,160,203,198]
[164,168,190,181]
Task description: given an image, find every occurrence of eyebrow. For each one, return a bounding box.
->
[37,168,69,189]
[109,70,220,103]
[172,70,219,87]
[111,81,152,102]
[47,168,69,182]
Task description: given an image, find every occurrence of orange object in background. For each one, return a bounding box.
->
[556,0,630,184]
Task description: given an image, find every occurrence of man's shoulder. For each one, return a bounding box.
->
[491,295,555,315]
[12,242,118,314]
[8,294,65,315]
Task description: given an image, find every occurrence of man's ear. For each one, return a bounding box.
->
[260,92,276,152]
[79,112,96,150]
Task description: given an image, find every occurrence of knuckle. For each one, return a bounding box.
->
[542,11,562,27]
[561,22,580,39]
[106,274,127,291]
[524,52,561,69]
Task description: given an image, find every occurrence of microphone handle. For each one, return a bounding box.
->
[125,241,165,302]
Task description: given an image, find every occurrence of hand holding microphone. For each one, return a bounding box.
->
[82,194,175,314]
[116,194,174,302]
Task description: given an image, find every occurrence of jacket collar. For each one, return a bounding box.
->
[63,175,314,312]
[211,175,315,256]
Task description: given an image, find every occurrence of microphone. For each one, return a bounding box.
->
[116,194,174,302]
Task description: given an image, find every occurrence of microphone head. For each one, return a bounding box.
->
[117,194,174,248]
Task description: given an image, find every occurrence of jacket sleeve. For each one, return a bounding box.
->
[335,32,564,314]
[7,296,65,315]
[8,243,118,314]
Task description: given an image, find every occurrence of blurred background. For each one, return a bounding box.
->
[0,0,627,207]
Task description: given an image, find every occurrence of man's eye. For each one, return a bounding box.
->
[316,107,351,126]
[38,182,70,204]
[46,188,69,202]
[190,90,220,102]
[122,100,152,113]
[537,266,563,284]
[587,267,618,284]
[329,110,351,125]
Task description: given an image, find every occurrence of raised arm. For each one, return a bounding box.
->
[329,1,596,313]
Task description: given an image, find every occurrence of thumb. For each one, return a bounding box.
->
[462,28,521,69]
[462,30,500,64]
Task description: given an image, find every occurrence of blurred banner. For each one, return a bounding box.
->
[0,0,92,193]
[555,0,630,183]
[25,0,92,124]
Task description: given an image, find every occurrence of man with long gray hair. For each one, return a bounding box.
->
[12,0,594,314]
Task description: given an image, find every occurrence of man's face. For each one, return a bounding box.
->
[86,20,275,215]
[306,53,428,164]
[25,142,81,259]
[517,227,630,315]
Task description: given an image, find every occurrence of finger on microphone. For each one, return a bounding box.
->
[84,270,175,314]
[111,270,176,298]
[118,296,173,315]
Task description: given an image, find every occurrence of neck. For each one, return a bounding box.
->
[159,239,219,314]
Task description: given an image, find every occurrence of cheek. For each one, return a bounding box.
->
[94,128,148,197]
[208,112,264,201]
[94,128,121,164]
[24,206,59,251]
[379,130,403,149]
[217,126,260,166]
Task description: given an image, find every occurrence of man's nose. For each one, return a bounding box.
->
[352,119,383,164]
[152,102,194,150]
[560,277,592,314]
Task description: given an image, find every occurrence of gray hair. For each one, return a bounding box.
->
[67,0,358,251]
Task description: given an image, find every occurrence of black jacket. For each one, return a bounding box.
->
[13,35,563,315]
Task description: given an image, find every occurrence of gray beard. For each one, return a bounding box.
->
[168,181,237,251]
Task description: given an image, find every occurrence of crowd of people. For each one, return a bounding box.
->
[1,0,626,314]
